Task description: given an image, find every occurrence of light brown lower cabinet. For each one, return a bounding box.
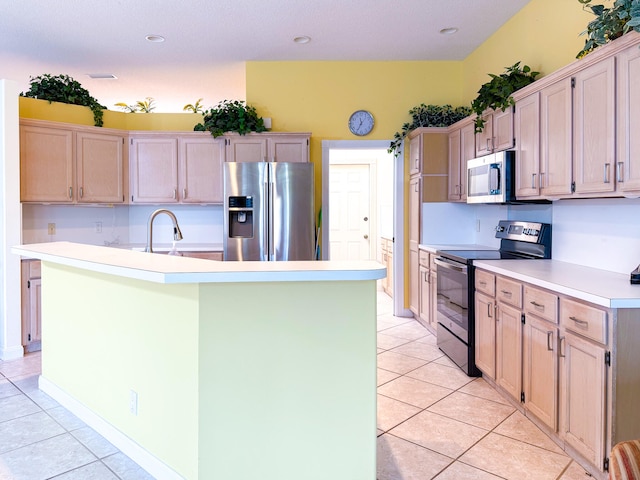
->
[21,260,42,352]
[475,269,640,478]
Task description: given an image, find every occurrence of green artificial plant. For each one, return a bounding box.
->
[470,62,539,133]
[388,104,472,157]
[576,0,640,58]
[183,98,204,114]
[194,99,266,137]
[114,97,156,113]
[20,74,106,127]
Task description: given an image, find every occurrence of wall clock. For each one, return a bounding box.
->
[348,110,374,136]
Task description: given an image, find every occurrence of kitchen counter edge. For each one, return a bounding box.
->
[474,259,640,309]
[12,242,386,284]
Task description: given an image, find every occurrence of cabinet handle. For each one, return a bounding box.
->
[531,173,537,189]
[500,289,512,297]
[487,301,492,318]
[530,300,545,311]
[569,316,589,327]
[183,188,187,199]
[173,189,177,200]
[547,331,554,351]
[478,280,487,286]
[79,187,83,198]
[414,183,419,192]
[486,138,491,151]
[559,336,566,357]
[69,187,73,199]
[425,272,429,283]
[617,162,624,183]
[604,163,611,183]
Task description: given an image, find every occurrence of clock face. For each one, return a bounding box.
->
[348,110,374,136]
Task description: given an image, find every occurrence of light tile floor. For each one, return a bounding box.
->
[0,290,592,480]
[375,290,591,480]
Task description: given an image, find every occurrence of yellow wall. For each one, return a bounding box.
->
[461,0,605,103]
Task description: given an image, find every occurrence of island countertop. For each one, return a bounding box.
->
[13,241,386,284]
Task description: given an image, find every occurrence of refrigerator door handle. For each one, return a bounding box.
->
[268,180,275,261]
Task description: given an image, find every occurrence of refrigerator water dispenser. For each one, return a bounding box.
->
[228,196,254,238]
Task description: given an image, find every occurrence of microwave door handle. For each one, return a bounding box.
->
[489,164,500,194]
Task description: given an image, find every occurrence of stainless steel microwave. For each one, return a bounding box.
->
[466,151,515,204]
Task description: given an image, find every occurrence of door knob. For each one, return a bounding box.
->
[364,234,369,239]
[363,217,368,221]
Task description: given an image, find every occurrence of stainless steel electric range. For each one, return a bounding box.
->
[434,220,552,376]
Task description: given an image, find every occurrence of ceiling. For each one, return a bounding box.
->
[0,0,532,112]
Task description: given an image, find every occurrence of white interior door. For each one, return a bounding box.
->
[329,164,371,260]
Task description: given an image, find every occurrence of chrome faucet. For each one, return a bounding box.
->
[145,209,183,253]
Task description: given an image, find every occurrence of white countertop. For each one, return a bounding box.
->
[419,244,496,254]
[12,242,386,284]
[474,259,640,309]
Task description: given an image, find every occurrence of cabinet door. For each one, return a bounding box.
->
[541,78,573,197]
[76,132,125,203]
[476,112,494,156]
[459,122,475,201]
[515,92,541,198]
[130,138,179,203]
[573,57,616,195]
[617,42,640,193]
[475,291,496,379]
[270,135,309,163]
[561,332,606,470]
[448,128,462,201]
[226,136,268,162]
[419,264,430,326]
[496,302,522,401]
[523,315,558,431]
[20,125,74,202]
[429,270,437,329]
[179,137,225,203]
[493,107,514,152]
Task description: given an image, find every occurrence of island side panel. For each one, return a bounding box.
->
[40,263,200,480]
[198,280,378,480]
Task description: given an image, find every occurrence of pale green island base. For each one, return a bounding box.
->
[13,242,385,480]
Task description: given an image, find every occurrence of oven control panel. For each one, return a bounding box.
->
[495,220,551,244]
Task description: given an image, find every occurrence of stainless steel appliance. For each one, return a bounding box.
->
[466,151,514,204]
[223,162,315,261]
[435,220,552,376]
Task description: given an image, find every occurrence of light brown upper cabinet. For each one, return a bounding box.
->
[224,133,310,163]
[448,118,474,201]
[475,107,514,157]
[616,41,640,194]
[20,120,126,204]
[129,133,225,204]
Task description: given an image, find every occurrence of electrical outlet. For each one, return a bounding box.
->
[47,223,56,235]
[129,390,138,416]
[95,221,102,233]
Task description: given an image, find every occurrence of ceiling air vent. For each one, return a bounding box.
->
[86,73,118,79]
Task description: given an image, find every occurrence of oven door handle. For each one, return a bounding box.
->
[433,257,468,274]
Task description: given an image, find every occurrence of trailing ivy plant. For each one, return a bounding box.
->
[194,99,266,138]
[20,74,106,127]
[470,62,539,133]
[576,0,640,58]
[388,104,472,157]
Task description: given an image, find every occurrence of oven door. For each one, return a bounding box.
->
[434,256,469,343]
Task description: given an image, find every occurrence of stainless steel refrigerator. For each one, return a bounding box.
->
[223,162,315,261]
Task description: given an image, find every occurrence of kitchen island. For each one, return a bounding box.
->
[12,242,386,480]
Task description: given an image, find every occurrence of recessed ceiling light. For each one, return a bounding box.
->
[145,34,165,43]
[439,27,458,35]
[293,36,311,44]
[87,73,118,79]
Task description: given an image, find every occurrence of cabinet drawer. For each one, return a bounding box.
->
[419,250,430,268]
[475,269,495,296]
[524,285,558,324]
[496,276,522,308]
[29,260,42,279]
[560,298,608,345]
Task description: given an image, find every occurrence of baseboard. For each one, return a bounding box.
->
[0,344,24,360]
[39,376,185,480]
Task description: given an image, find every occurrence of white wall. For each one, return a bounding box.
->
[0,79,23,360]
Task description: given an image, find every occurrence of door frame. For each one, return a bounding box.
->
[321,140,411,317]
